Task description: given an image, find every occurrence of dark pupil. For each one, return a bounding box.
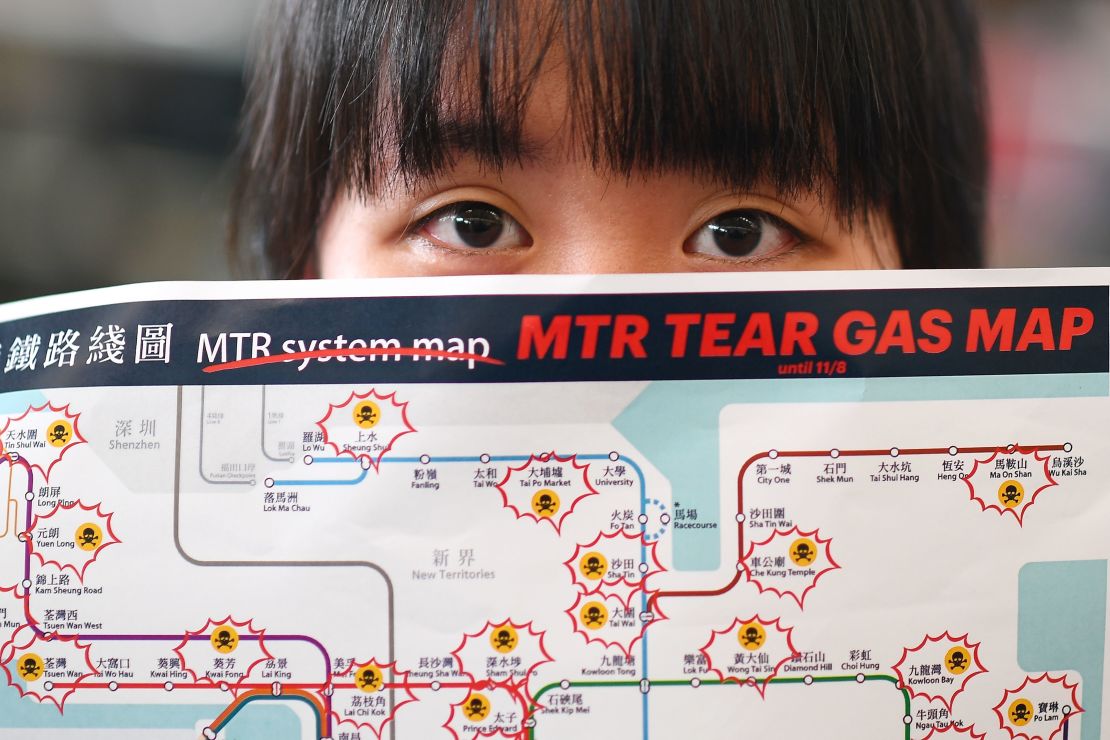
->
[452,203,503,248]
[708,212,761,256]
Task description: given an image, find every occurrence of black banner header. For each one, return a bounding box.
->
[0,285,1106,391]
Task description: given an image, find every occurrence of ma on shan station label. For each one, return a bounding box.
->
[0,285,1105,390]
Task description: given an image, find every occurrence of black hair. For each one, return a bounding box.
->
[231,0,986,276]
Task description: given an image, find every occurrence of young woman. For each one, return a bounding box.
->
[231,0,986,279]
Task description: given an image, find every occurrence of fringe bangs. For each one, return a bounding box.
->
[233,0,985,275]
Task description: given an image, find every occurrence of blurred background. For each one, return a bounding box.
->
[0,0,1108,301]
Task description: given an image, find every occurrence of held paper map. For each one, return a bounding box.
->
[0,270,1107,740]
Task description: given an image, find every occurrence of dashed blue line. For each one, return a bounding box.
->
[643,499,669,542]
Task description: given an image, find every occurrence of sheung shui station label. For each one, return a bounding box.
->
[0,269,1105,740]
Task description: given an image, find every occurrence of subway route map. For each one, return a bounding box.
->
[0,270,1107,740]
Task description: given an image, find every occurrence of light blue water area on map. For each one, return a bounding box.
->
[0,390,48,415]
[219,700,303,739]
[0,682,301,736]
[1018,560,1106,740]
[612,374,1107,571]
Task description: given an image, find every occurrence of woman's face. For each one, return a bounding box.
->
[316,53,899,278]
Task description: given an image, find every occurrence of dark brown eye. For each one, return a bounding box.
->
[684,209,801,260]
[420,201,531,250]
[706,212,761,256]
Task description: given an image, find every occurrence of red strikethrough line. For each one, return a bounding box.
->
[203,347,505,373]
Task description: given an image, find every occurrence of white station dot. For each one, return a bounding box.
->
[24,491,33,501]
[638,514,649,524]
[303,455,314,465]
[21,579,31,589]
[480,454,491,464]
[264,477,275,488]
[1063,705,1072,715]
[1063,443,1073,453]
[829,449,840,458]
[903,715,913,725]
[948,446,959,456]
[524,717,537,728]
[202,729,217,740]
[638,562,649,573]
[690,677,701,688]
[43,681,54,691]
[248,479,257,487]
[219,681,230,692]
[360,457,371,470]
[735,513,745,523]
[768,450,779,459]
[1007,444,1017,453]
[164,681,174,691]
[560,680,571,690]
[736,561,746,572]
[890,447,900,457]
[430,681,441,691]
[420,455,431,465]
[856,673,865,683]
[272,681,282,696]
[108,681,119,692]
[660,513,671,525]
[803,675,813,685]
[609,451,620,462]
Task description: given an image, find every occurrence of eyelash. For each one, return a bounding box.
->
[410,201,531,253]
[682,210,809,264]
[407,200,811,263]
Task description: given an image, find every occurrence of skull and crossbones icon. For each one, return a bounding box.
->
[740,626,764,649]
[464,696,489,720]
[583,605,606,627]
[214,629,237,651]
[791,541,814,565]
[1010,702,1032,724]
[1002,484,1022,505]
[494,629,516,651]
[50,424,70,444]
[18,657,41,679]
[946,650,968,672]
[582,556,605,577]
[357,668,380,690]
[79,527,99,548]
[357,405,378,425]
[534,494,556,515]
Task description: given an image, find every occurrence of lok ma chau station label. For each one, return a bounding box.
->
[0,270,1107,739]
